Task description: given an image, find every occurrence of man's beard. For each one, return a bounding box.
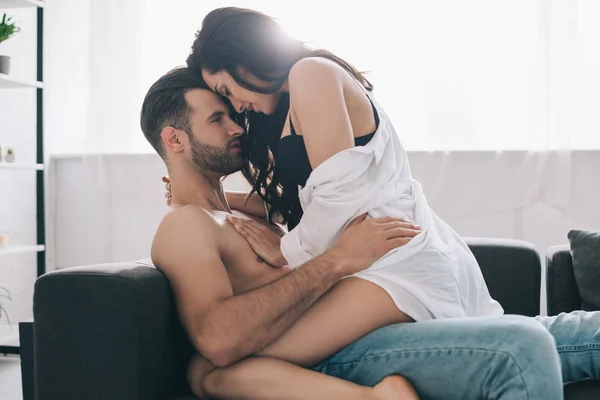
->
[188,135,244,175]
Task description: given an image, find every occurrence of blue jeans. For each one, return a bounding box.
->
[313,311,600,400]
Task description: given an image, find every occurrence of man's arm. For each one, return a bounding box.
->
[153,206,346,367]
[153,207,416,367]
[204,253,345,367]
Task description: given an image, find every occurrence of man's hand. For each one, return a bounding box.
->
[226,215,287,267]
[331,214,422,276]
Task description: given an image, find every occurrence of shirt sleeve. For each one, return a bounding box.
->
[279,156,379,267]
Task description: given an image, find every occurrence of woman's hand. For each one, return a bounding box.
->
[226,215,287,267]
[269,222,288,238]
[162,176,172,206]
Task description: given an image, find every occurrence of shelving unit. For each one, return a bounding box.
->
[0,72,42,89]
[0,0,43,8]
[0,0,45,355]
[0,325,19,348]
[0,245,45,256]
[0,162,44,170]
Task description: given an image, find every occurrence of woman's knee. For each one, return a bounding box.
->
[201,360,269,399]
[202,368,227,399]
[187,353,216,398]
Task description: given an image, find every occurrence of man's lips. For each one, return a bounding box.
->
[228,141,243,152]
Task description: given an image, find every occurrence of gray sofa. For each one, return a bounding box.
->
[30,238,600,399]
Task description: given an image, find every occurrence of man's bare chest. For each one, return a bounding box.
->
[212,212,291,294]
[222,231,292,294]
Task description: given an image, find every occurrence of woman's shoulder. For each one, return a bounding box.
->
[290,56,341,72]
[288,57,346,89]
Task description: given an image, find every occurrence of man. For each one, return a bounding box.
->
[141,67,599,400]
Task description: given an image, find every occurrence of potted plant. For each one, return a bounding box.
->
[0,13,20,74]
[5,148,15,163]
[0,286,11,327]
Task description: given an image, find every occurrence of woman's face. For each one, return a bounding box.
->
[201,68,281,115]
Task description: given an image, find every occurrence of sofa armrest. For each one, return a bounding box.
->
[33,261,194,400]
[465,237,541,317]
[546,245,582,316]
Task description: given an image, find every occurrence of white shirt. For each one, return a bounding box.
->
[280,91,503,321]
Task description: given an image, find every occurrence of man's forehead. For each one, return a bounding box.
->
[184,88,226,116]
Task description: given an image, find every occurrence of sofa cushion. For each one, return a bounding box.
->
[568,229,600,311]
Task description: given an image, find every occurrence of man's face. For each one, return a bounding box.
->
[183,89,245,175]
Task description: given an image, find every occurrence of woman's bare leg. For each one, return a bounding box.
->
[190,353,417,400]
[188,278,417,399]
[259,277,413,366]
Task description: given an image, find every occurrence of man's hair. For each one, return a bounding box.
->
[140,67,209,159]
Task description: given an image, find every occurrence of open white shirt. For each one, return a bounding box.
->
[280,91,503,321]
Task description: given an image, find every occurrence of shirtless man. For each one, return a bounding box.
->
[141,67,572,400]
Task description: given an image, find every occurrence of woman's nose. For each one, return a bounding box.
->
[233,100,244,113]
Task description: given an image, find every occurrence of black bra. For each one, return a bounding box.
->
[275,96,380,189]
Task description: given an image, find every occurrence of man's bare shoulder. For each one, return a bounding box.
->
[159,204,216,227]
[154,204,217,238]
[150,206,236,353]
[151,205,221,272]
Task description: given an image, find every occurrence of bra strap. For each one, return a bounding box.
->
[289,115,298,136]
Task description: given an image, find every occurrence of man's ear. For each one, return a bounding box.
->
[161,127,185,154]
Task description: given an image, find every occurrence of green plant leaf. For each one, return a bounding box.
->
[0,13,20,44]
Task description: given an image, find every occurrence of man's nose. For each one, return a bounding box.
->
[229,122,245,136]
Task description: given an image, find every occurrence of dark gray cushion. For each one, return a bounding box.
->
[546,245,582,316]
[568,229,600,311]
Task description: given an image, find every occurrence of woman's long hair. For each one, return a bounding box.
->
[187,7,372,228]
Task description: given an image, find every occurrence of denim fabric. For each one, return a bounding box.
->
[315,312,600,399]
[535,311,600,384]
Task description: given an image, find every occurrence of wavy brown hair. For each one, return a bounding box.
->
[187,7,372,228]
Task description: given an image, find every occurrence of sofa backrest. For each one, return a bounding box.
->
[465,237,541,317]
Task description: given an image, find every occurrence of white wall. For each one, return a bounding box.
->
[43,0,91,156]
[46,152,600,315]
[0,7,39,327]
[47,152,600,271]
[45,154,251,269]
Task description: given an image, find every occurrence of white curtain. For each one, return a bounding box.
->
[45,0,600,219]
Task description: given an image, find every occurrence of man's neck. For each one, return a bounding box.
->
[168,164,231,213]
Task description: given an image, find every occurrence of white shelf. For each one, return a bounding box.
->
[0,0,44,8]
[0,73,43,89]
[0,325,19,347]
[0,162,44,170]
[0,245,45,257]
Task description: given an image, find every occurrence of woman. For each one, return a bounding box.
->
[168,6,504,399]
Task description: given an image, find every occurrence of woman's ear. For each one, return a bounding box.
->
[161,127,186,154]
